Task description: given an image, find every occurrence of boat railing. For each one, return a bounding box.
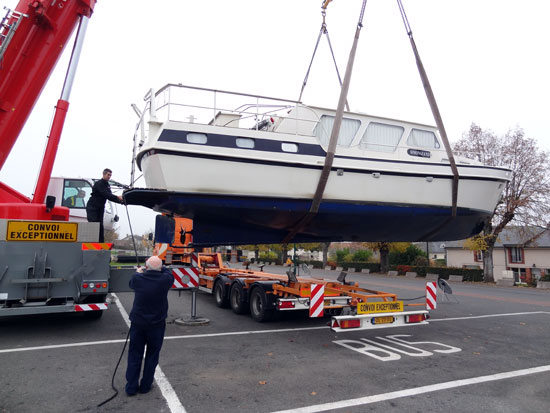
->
[140,83,322,135]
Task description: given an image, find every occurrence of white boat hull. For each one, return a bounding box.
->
[126,84,510,245]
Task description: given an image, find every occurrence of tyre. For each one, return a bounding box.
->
[230,282,249,314]
[249,287,274,322]
[213,279,230,308]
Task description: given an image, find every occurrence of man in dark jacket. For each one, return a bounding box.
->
[86,168,123,242]
[125,256,174,396]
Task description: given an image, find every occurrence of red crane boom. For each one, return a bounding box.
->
[0,0,95,220]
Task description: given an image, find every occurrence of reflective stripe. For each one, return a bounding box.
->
[82,243,113,250]
[171,267,200,289]
[426,282,437,310]
[74,303,108,312]
[191,253,199,268]
[157,243,168,256]
[309,284,324,318]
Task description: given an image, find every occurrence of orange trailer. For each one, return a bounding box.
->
[183,252,431,332]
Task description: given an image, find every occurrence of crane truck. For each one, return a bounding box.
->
[0,1,434,330]
[0,0,136,318]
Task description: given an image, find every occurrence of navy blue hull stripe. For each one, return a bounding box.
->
[152,129,510,173]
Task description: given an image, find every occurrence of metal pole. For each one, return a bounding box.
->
[191,288,197,319]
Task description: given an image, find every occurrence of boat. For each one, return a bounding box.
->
[123,83,510,246]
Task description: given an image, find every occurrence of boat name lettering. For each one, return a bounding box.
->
[407,149,431,158]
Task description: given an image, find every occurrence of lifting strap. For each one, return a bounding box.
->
[298,1,350,111]
[397,0,459,217]
[282,0,368,244]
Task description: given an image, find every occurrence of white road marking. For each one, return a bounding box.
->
[0,326,328,354]
[1,309,548,411]
[112,294,187,413]
[1,311,548,354]
[428,311,550,322]
[271,364,550,413]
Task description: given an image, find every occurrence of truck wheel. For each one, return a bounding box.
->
[249,287,274,322]
[230,282,248,314]
[213,279,229,308]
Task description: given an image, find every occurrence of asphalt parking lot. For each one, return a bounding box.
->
[1,266,549,413]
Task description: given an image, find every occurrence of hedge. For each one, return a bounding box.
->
[390,265,483,282]
[329,262,381,272]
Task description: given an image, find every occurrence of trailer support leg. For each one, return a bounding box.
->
[175,288,210,326]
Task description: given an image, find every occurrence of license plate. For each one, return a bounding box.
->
[372,316,395,325]
[357,301,403,314]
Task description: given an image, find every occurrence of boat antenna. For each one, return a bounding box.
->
[283,0,367,244]
[298,0,349,111]
[396,0,459,217]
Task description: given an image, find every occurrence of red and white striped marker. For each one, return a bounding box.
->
[171,266,199,289]
[309,284,324,318]
[74,303,108,312]
[157,243,169,256]
[191,253,199,268]
[426,281,437,310]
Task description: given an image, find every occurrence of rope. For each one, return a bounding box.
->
[283,0,368,244]
[298,4,349,111]
[122,197,142,267]
[396,0,459,217]
[298,25,324,103]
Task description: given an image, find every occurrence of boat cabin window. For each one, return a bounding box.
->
[236,138,255,149]
[187,133,207,144]
[62,179,92,208]
[313,115,360,147]
[281,142,298,153]
[359,122,404,153]
[407,129,440,149]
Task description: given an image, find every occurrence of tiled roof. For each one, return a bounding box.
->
[445,227,550,248]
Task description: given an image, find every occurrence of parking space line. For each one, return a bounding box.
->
[429,311,550,322]
[1,311,548,354]
[164,326,327,341]
[112,294,187,413]
[272,364,550,413]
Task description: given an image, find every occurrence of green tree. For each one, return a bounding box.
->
[389,244,426,266]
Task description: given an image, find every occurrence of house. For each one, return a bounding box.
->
[445,227,550,283]
[113,234,153,256]
[413,241,446,262]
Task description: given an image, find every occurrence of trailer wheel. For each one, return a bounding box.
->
[213,279,229,308]
[230,282,249,314]
[249,287,274,322]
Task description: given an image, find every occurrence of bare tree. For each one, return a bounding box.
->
[364,242,390,273]
[104,228,120,243]
[322,242,330,266]
[454,124,550,282]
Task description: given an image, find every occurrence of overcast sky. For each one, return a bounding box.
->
[1,0,548,237]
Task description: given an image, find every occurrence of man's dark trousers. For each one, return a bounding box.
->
[125,321,166,395]
[86,207,105,242]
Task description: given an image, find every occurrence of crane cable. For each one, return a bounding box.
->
[283,0,368,244]
[298,0,349,111]
[397,0,459,217]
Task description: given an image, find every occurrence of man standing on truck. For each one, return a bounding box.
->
[125,255,174,396]
[86,168,123,242]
